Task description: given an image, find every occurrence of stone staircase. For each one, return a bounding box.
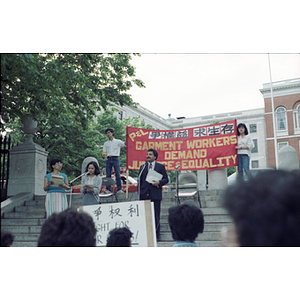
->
[157,190,232,247]
[1,194,81,247]
[1,190,232,247]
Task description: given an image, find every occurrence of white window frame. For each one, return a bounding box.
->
[251,139,258,153]
[250,124,257,133]
[293,104,300,134]
[275,106,288,136]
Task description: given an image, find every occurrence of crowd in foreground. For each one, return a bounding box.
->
[1,169,300,247]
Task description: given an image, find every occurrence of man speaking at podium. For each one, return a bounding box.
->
[138,148,169,240]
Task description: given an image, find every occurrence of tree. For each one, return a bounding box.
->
[1,53,147,181]
[1,53,145,131]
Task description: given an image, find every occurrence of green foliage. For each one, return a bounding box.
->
[227,166,236,176]
[1,53,145,131]
[1,53,147,180]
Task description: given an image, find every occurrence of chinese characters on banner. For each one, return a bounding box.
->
[82,200,156,247]
[126,119,238,171]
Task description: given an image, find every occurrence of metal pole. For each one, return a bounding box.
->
[268,54,279,169]
[176,168,180,205]
[137,162,147,201]
[126,169,129,199]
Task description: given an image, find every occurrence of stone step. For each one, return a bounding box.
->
[13,233,40,242]
[202,215,232,223]
[34,194,81,201]
[203,200,223,208]
[34,195,47,201]
[201,207,228,214]
[14,206,46,213]
[11,241,38,247]
[3,212,46,219]
[24,199,45,206]
[160,223,231,232]
[157,240,222,247]
[1,218,45,226]
[1,225,42,234]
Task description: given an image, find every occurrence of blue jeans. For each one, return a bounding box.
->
[106,157,122,191]
[237,154,252,181]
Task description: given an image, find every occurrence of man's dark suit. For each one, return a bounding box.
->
[139,161,169,240]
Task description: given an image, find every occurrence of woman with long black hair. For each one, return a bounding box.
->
[235,123,254,181]
[81,161,102,206]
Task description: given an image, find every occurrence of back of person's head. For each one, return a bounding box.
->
[223,170,300,246]
[106,227,133,247]
[1,231,15,247]
[168,203,204,242]
[38,208,96,247]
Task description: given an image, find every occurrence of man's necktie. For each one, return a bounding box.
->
[149,163,152,170]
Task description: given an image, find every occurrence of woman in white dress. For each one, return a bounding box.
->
[81,161,102,206]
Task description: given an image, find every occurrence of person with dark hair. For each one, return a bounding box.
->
[168,203,204,247]
[106,227,133,247]
[1,231,15,247]
[138,148,169,240]
[222,170,300,247]
[38,208,96,247]
[102,128,126,194]
[44,158,70,218]
[235,123,254,182]
[81,161,102,206]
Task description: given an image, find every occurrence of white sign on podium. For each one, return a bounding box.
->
[82,200,157,247]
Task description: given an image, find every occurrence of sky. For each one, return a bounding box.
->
[129,53,300,120]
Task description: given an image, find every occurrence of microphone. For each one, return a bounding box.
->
[176,165,180,170]
[69,171,89,184]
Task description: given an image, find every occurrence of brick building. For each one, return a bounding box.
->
[260,78,300,168]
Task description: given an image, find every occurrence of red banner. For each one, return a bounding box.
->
[126,119,238,171]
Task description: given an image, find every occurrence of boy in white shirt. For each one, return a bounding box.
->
[102,128,126,193]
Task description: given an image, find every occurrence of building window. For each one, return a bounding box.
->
[293,104,300,132]
[276,107,287,130]
[118,111,123,121]
[251,160,259,168]
[251,139,258,153]
[250,124,257,133]
[278,142,288,151]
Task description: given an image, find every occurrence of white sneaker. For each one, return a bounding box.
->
[116,190,125,194]
[103,190,111,194]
